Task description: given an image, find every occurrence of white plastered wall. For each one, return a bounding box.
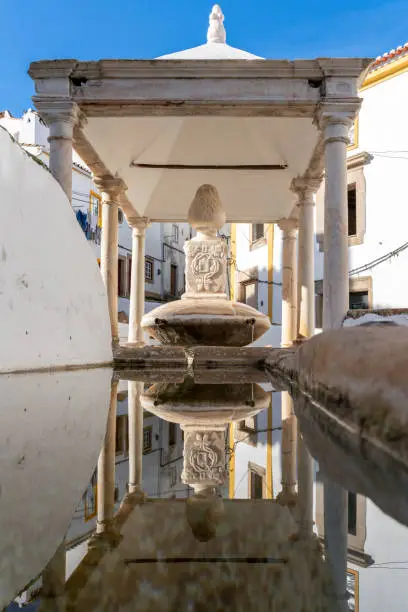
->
[0,128,112,371]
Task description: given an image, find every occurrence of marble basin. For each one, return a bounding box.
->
[141,298,271,346]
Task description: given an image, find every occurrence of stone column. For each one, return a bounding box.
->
[94,178,125,345]
[294,179,320,339]
[128,380,144,496]
[96,379,118,538]
[38,101,80,201]
[128,218,149,345]
[278,219,298,348]
[322,113,353,612]
[323,115,352,329]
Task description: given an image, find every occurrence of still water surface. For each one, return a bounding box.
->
[2,367,408,611]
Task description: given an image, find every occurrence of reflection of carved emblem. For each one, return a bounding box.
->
[182,430,227,486]
[190,433,219,473]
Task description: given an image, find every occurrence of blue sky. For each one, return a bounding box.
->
[1,0,407,115]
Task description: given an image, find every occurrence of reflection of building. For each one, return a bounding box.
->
[14,378,337,611]
[0,110,190,324]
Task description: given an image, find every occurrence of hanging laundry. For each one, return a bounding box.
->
[76,209,88,235]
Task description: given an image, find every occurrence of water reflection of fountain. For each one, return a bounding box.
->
[141,377,270,540]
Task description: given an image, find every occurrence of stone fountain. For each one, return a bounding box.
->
[141,184,271,346]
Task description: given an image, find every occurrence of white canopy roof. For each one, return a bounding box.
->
[29,5,371,223]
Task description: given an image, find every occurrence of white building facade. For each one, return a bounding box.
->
[231,43,408,612]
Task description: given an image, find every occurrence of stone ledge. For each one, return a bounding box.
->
[345,308,408,319]
[114,345,187,369]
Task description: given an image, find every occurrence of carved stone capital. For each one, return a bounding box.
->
[127,216,150,235]
[94,176,127,201]
[278,218,298,237]
[317,104,359,145]
[291,176,322,205]
[33,97,81,139]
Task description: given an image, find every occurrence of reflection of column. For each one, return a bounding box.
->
[322,112,354,611]
[42,540,66,598]
[95,178,125,345]
[280,392,297,502]
[297,433,314,536]
[96,380,118,536]
[128,381,144,494]
[128,218,149,344]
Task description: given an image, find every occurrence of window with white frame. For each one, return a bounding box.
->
[250,224,265,247]
[172,224,179,242]
[145,257,154,282]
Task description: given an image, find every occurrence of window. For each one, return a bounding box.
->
[115,415,128,455]
[118,258,126,297]
[145,257,154,282]
[315,276,372,326]
[143,426,152,454]
[169,422,177,446]
[83,469,97,522]
[250,223,265,248]
[252,224,264,241]
[243,280,257,309]
[348,492,357,536]
[348,185,357,237]
[349,291,369,310]
[236,267,258,306]
[127,256,132,296]
[248,462,266,499]
[251,472,263,499]
[172,224,179,242]
[170,264,178,296]
[316,152,372,251]
[235,415,258,446]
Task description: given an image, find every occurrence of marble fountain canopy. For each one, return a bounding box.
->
[28,5,370,223]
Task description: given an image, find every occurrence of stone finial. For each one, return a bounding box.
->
[207,5,226,44]
[188,184,226,237]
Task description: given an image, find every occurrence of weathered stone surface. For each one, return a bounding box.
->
[295,326,408,461]
[141,378,269,425]
[142,299,270,346]
[66,499,338,611]
[295,387,408,531]
[114,344,187,368]
[193,345,277,368]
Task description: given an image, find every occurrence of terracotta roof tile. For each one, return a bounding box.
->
[369,42,408,71]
